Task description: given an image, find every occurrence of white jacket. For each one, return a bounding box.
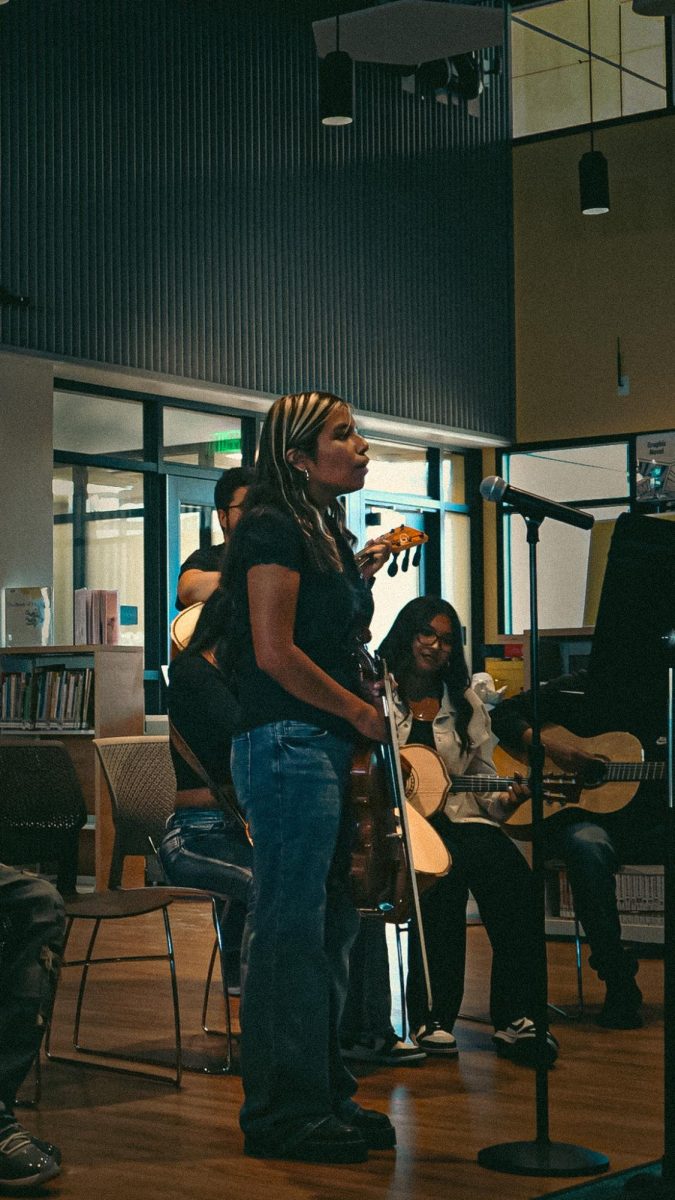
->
[392,683,512,826]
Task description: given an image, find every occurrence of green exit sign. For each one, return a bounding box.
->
[212,431,241,455]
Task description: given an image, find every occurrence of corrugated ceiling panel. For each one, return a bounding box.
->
[0,0,514,438]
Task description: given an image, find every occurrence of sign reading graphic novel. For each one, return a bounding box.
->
[636,432,675,505]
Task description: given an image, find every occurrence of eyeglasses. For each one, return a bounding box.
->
[416,626,453,651]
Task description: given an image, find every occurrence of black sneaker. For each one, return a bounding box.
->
[0,1122,60,1193]
[341,1033,426,1066]
[492,1018,559,1067]
[596,979,643,1029]
[244,1115,368,1164]
[412,1023,459,1057]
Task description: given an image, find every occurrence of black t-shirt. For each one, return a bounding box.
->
[229,508,373,739]
[175,544,223,610]
[167,652,239,791]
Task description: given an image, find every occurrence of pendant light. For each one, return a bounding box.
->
[319,15,353,126]
[579,0,609,215]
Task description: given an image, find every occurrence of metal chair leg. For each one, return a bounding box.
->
[45,906,182,1087]
[198,899,235,1074]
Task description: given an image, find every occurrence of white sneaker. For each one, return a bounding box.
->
[412,1022,458,1056]
[492,1017,559,1067]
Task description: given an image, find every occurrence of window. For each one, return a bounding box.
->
[512,0,667,138]
[53,467,145,646]
[502,442,630,634]
[163,409,242,468]
[54,392,143,457]
[364,441,429,496]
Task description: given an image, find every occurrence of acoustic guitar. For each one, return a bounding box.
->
[400,742,573,821]
[496,725,666,838]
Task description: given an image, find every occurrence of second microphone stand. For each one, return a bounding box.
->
[478,513,609,1177]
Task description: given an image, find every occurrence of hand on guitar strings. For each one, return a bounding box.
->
[497,772,530,811]
[523,729,606,786]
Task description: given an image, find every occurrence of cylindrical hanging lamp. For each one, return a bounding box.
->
[579,1,610,216]
[319,16,353,126]
[579,148,610,215]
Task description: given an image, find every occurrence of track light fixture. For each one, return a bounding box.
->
[579,1,609,215]
[319,15,353,126]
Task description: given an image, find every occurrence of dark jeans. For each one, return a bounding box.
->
[341,917,395,1045]
[0,865,65,1119]
[231,721,360,1143]
[546,810,666,984]
[159,808,253,972]
[407,819,539,1034]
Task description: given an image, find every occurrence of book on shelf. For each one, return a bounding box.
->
[73,589,120,646]
[0,663,94,730]
[1,587,52,647]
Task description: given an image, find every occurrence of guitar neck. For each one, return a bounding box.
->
[603,762,665,783]
[449,775,519,793]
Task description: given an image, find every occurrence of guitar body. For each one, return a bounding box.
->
[499,725,645,837]
[400,743,451,818]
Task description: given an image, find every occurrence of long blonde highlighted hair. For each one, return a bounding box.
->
[250,391,354,571]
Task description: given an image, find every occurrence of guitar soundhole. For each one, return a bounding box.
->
[404,765,419,800]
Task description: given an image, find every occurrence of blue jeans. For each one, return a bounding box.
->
[0,866,65,1115]
[231,721,360,1143]
[159,809,253,970]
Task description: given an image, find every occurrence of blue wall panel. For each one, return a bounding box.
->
[0,0,514,438]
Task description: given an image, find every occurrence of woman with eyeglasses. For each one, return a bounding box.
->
[380,596,559,1068]
[224,391,396,1165]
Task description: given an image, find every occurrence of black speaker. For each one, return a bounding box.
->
[584,513,675,753]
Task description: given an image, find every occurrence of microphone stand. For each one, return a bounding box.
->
[478,513,609,1177]
[623,630,675,1199]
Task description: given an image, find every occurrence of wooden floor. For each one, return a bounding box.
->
[26,901,664,1200]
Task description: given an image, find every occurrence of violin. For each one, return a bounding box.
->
[349,644,446,1012]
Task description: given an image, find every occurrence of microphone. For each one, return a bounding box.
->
[480,476,594,530]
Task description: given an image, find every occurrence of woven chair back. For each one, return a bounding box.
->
[94,736,176,886]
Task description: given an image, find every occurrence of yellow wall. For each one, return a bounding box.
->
[513,114,675,442]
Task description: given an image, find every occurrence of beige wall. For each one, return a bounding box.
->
[0,353,54,601]
[514,114,675,443]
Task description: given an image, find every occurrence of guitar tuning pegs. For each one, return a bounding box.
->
[401,547,410,572]
[412,544,422,567]
[387,556,399,577]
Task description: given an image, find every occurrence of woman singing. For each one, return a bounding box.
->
[381,597,559,1067]
[226,392,395,1164]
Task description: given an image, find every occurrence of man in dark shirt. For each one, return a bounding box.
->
[491,671,665,1030]
[175,466,254,610]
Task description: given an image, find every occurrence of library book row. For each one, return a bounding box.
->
[0,666,94,731]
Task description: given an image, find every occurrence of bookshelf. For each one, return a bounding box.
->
[545,864,664,946]
[0,645,144,888]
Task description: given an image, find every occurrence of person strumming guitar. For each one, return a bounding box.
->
[492,670,666,1030]
[343,596,559,1069]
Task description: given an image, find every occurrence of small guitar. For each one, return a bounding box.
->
[497,725,666,838]
[354,524,428,577]
[400,743,573,821]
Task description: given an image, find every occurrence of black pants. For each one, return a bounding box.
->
[0,865,65,1119]
[407,820,539,1034]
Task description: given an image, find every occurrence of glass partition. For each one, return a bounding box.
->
[163,408,242,468]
